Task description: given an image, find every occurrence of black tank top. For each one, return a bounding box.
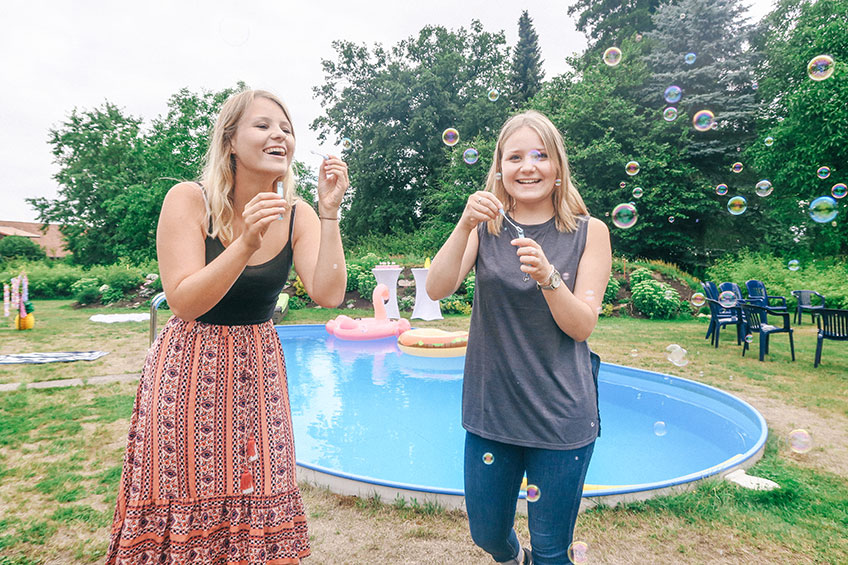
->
[196,205,296,325]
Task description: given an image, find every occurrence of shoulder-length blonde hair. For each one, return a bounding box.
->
[200,89,298,243]
[485,110,588,235]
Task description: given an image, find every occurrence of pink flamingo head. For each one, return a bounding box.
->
[372,284,390,320]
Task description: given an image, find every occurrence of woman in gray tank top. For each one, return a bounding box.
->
[428,111,612,565]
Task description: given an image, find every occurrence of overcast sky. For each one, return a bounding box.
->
[0,0,774,223]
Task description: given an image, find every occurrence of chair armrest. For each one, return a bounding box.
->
[764,308,791,328]
[766,295,787,308]
[814,292,826,307]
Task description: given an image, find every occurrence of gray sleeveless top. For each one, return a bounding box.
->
[463,214,600,450]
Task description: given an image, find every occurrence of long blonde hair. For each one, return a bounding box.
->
[200,89,297,243]
[485,110,588,235]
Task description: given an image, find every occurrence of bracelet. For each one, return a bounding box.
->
[319,216,340,221]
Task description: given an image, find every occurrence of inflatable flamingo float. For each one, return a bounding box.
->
[325,284,411,341]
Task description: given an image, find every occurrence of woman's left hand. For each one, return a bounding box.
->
[511,237,553,284]
[317,155,349,215]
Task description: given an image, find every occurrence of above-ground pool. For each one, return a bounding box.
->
[278,325,767,507]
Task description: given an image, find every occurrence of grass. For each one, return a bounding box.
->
[0,300,846,563]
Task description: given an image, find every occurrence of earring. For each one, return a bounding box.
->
[495,172,502,181]
[555,178,562,187]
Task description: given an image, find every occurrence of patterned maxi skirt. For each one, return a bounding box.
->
[106,317,310,564]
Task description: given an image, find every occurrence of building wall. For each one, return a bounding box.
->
[0,221,69,259]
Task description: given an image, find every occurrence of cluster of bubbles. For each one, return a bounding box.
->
[788,429,813,453]
[568,541,590,564]
[666,343,689,367]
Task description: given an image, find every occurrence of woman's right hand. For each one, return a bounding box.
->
[460,191,502,231]
[240,192,288,251]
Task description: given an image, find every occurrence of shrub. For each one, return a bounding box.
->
[356,269,378,300]
[71,278,101,305]
[604,275,621,304]
[103,267,145,294]
[463,272,476,302]
[293,276,309,299]
[631,279,681,319]
[0,235,46,261]
[287,294,308,310]
[100,285,125,304]
[398,294,415,312]
[629,267,655,286]
[441,296,472,315]
[346,264,364,292]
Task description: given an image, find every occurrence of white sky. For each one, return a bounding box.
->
[0,0,774,223]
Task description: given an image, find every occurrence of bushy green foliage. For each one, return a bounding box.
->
[0,236,46,261]
[0,263,81,299]
[441,296,472,315]
[463,272,476,303]
[604,275,621,304]
[345,264,364,293]
[356,270,378,301]
[629,267,655,286]
[70,278,100,305]
[631,279,681,319]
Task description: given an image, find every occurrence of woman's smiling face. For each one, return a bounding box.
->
[230,96,295,178]
[499,126,557,207]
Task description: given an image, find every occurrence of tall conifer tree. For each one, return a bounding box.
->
[510,11,545,109]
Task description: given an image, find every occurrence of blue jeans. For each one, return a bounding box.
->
[464,431,595,565]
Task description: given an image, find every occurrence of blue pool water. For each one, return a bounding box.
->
[279,325,767,497]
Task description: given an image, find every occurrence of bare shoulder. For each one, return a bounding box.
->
[586,216,610,238]
[163,182,205,207]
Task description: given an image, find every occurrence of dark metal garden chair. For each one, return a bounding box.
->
[745,279,788,324]
[814,308,848,368]
[791,290,826,324]
[740,303,795,362]
[704,297,744,348]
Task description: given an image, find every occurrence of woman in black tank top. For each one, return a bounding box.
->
[106,89,349,564]
[428,111,612,565]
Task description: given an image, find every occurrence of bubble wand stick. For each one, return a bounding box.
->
[499,209,529,282]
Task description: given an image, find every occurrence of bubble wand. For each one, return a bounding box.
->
[499,209,529,282]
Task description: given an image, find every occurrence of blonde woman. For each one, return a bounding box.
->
[106,89,348,564]
[428,110,611,565]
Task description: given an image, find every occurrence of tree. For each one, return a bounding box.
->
[312,21,512,240]
[0,236,46,261]
[567,0,665,52]
[509,11,545,109]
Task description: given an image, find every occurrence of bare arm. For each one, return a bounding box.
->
[156,183,286,321]
[427,191,502,300]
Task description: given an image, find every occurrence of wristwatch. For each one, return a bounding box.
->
[538,266,562,291]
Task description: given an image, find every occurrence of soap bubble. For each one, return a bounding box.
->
[635,33,643,42]
[568,541,590,564]
[807,55,835,81]
[755,179,774,197]
[788,429,812,453]
[611,203,638,228]
[692,110,715,132]
[668,216,675,223]
[718,290,737,308]
[788,259,800,271]
[809,196,838,223]
[663,107,678,121]
[653,421,668,436]
[630,349,639,357]
[603,46,623,66]
[745,333,753,344]
[487,88,500,102]
[667,346,689,366]
[341,137,353,150]
[442,128,459,146]
[482,452,494,465]
[752,81,759,90]
[664,85,682,104]
[817,166,831,179]
[764,136,774,147]
[731,162,743,173]
[715,183,728,196]
[463,148,479,165]
[525,484,541,502]
[620,181,627,189]
[832,183,847,199]
[529,150,543,162]
[625,161,640,176]
[632,187,644,199]
[691,293,706,307]
[684,52,697,65]
[727,196,748,215]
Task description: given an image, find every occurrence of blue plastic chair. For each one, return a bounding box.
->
[704,297,743,348]
[814,308,848,368]
[745,280,787,324]
[791,290,826,325]
[740,303,795,362]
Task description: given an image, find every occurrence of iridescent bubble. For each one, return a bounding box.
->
[718,290,737,308]
[482,452,494,465]
[807,55,835,81]
[487,88,500,102]
[632,187,643,199]
[635,33,643,42]
[752,81,759,91]
[619,181,627,189]
[664,85,682,104]
[529,150,543,162]
[463,148,479,165]
[442,128,459,147]
[653,421,668,436]
[727,196,748,215]
[663,107,678,121]
[603,46,623,66]
[684,52,697,65]
[630,349,639,357]
[817,166,831,179]
[832,183,847,199]
[568,541,590,564]
[667,346,689,366]
[692,110,715,132]
[691,293,706,307]
[764,136,774,147]
[668,216,675,223]
[788,429,813,453]
[788,259,800,271]
[809,196,838,223]
[525,484,541,502]
[745,333,753,344]
[731,162,743,174]
[341,137,353,150]
[755,179,773,197]
[715,183,728,196]
[625,161,640,176]
[611,203,638,228]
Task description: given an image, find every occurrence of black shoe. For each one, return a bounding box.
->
[522,546,533,565]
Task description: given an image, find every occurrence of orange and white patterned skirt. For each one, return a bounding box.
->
[106,316,310,564]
